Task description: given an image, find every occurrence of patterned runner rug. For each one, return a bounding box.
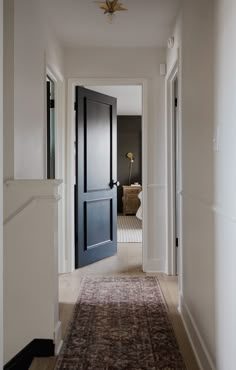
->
[117,216,142,243]
[56,276,186,370]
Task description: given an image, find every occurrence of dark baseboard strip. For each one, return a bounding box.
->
[4,339,54,370]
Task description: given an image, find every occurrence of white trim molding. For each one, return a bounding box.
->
[4,195,62,226]
[0,0,3,366]
[54,321,63,356]
[147,183,166,189]
[145,258,166,273]
[4,179,63,222]
[179,295,216,370]
[181,190,236,224]
[66,77,149,273]
[45,65,66,274]
[212,205,236,223]
[165,57,180,277]
[4,179,63,186]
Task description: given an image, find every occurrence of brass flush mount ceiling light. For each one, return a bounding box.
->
[95,0,128,23]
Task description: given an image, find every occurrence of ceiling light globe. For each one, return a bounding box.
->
[107,12,116,24]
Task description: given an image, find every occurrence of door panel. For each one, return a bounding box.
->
[86,99,111,192]
[75,87,117,268]
[86,199,113,248]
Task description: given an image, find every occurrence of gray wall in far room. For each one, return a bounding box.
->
[117,116,142,213]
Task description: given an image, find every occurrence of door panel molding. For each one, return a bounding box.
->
[84,97,112,192]
[84,198,113,249]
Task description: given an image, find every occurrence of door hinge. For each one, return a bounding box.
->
[175,98,178,108]
[74,102,77,111]
[176,237,179,247]
[50,99,55,109]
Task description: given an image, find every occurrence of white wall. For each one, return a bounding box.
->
[86,85,142,115]
[3,0,14,181]
[166,12,182,76]
[65,47,167,271]
[180,0,215,367]
[14,0,65,179]
[2,0,66,363]
[14,0,45,179]
[170,0,236,369]
[12,0,66,272]
[0,0,4,367]
[213,0,236,368]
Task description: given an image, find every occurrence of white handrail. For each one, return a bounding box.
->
[4,195,61,226]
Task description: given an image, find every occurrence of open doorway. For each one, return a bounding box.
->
[86,85,143,258]
[117,114,142,245]
[86,86,143,249]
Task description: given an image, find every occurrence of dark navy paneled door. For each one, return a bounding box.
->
[75,87,118,268]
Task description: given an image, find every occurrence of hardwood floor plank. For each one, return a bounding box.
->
[30,357,57,370]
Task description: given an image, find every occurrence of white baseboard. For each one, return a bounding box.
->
[179,295,215,370]
[64,259,75,274]
[54,321,63,355]
[144,258,165,273]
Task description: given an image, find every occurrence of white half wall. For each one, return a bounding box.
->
[4,180,63,364]
[65,47,167,272]
[0,0,4,367]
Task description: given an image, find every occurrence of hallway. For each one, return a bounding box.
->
[2,0,236,368]
[31,244,199,370]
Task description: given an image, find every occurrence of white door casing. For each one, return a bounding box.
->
[0,0,4,366]
[66,78,148,273]
[165,53,183,290]
[46,65,66,274]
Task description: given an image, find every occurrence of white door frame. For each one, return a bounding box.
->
[46,66,64,181]
[66,78,148,273]
[0,0,4,365]
[46,65,66,274]
[166,58,182,277]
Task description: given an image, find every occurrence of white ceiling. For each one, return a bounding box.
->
[43,0,180,48]
[86,86,142,115]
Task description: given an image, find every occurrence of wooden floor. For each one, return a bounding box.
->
[30,243,199,370]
